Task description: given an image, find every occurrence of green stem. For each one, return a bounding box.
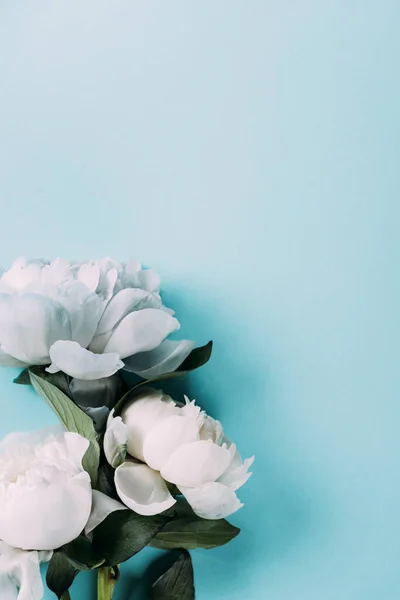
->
[61,592,71,600]
[98,566,119,600]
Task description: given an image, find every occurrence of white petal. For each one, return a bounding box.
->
[104,309,180,359]
[104,410,129,468]
[96,288,162,336]
[85,490,126,535]
[0,547,47,600]
[179,482,243,519]
[115,462,176,516]
[88,331,113,354]
[41,259,76,287]
[0,470,92,550]
[0,293,71,364]
[48,340,124,380]
[125,267,161,293]
[121,389,179,461]
[200,415,224,445]
[143,412,201,472]
[78,263,101,292]
[0,258,45,292]
[217,448,255,491]
[160,440,233,488]
[0,348,27,368]
[56,282,104,348]
[123,339,195,378]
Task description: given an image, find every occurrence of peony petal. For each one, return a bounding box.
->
[115,461,176,516]
[85,490,126,535]
[96,288,162,335]
[200,415,224,445]
[123,339,195,379]
[0,258,46,292]
[23,281,104,349]
[160,440,233,488]
[0,470,92,550]
[48,340,124,380]
[217,448,254,491]
[0,293,71,364]
[104,410,129,468]
[143,412,201,472]
[179,482,243,520]
[124,266,161,293]
[0,546,49,600]
[0,348,28,368]
[104,309,180,359]
[121,389,179,461]
[78,263,101,292]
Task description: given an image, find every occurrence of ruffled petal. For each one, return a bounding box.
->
[115,461,176,516]
[121,389,179,461]
[48,340,124,380]
[124,264,161,293]
[104,309,180,359]
[85,490,126,535]
[96,288,162,336]
[179,482,243,520]
[77,263,101,293]
[23,281,104,349]
[0,258,46,292]
[160,440,233,488]
[123,339,195,379]
[143,412,201,472]
[0,293,71,364]
[217,447,254,491]
[0,545,49,600]
[104,410,129,468]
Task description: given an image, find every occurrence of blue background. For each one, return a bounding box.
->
[0,1,399,599]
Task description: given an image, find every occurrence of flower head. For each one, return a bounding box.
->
[104,389,254,519]
[0,258,195,380]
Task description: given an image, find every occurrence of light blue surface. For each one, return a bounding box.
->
[0,1,399,598]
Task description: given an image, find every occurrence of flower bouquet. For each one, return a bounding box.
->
[0,258,254,599]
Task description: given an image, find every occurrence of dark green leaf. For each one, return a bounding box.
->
[93,509,168,565]
[13,368,31,385]
[96,460,119,501]
[63,535,105,570]
[29,371,100,485]
[46,551,78,599]
[151,551,195,600]
[151,503,240,550]
[177,341,213,372]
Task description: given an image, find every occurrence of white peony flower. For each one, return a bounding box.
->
[0,257,195,380]
[104,389,254,520]
[0,428,93,551]
[0,427,125,600]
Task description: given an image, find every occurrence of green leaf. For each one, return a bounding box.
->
[46,550,79,599]
[13,368,31,385]
[93,509,168,565]
[151,503,240,550]
[29,366,72,398]
[151,550,195,600]
[29,371,100,485]
[63,535,105,570]
[177,340,213,372]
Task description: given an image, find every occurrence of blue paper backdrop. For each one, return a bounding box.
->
[0,2,399,599]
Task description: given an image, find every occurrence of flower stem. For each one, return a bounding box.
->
[98,566,119,600]
[61,592,71,600]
